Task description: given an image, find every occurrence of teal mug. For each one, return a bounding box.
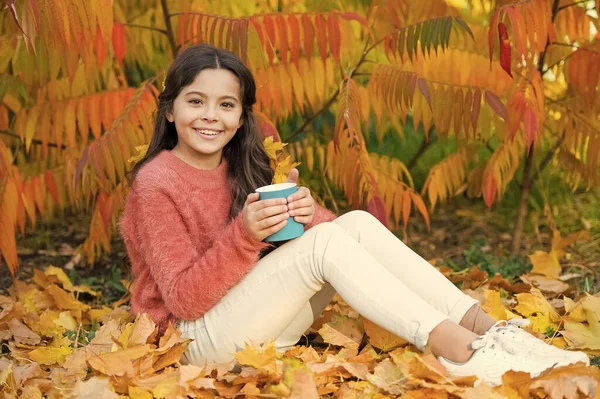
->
[255,182,304,242]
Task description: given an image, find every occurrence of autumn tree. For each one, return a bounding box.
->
[1,0,599,275]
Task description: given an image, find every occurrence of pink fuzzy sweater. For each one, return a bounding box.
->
[119,150,337,332]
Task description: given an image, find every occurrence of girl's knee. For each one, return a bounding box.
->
[309,220,347,237]
[334,210,380,229]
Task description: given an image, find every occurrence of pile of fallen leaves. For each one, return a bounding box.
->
[1,230,600,398]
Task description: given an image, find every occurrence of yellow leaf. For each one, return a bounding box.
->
[318,315,364,351]
[528,250,561,279]
[528,229,590,279]
[562,294,600,350]
[128,144,149,164]
[363,318,408,352]
[514,288,561,333]
[86,344,151,376]
[263,136,286,160]
[28,346,72,366]
[563,297,586,323]
[54,311,77,331]
[129,386,153,399]
[152,380,180,397]
[88,306,113,322]
[72,377,120,399]
[129,313,157,347]
[118,322,134,348]
[46,284,90,315]
[233,340,278,374]
[482,290,520,321]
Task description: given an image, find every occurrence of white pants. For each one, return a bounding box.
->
[178,210,479,365]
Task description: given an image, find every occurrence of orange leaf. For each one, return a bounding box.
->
[314,14,328,64]
[523,106,536,153]
[498,22,512,77]
[112,22,125,64]
[402,189,411,228]
[410,191,430,230]
[275,14,288,63]
[301,14,315,66]
[327,12,341,64]
[263,15,276,63]
[288,15,301,70]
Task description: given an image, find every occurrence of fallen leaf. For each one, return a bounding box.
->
[86,344,151,376]
[53,310,78,330]
[240,382,261,395]
[9,318,41,345]
[72,376,120,399]
[233,340,278,375]
[129,386,153,399]
[153,340,191,371]
[482,290,521,321]
[45,284,90,316]
[129,313,157,346]
[12,362,41,388]
[530,375,597,399]
[288,368,319,399]
[563,296,587,323]
[318,315,364,351]
[514,288,561,333]
[28,345,72,366]
[529,250,561,280]
[366,358,406,395]
[562,294,600,350]
[528,230,590,279]
[17,385,43,399]
[519,274,569,295]
[363,318,408,351]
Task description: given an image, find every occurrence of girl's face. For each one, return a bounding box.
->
[167,68,243,169]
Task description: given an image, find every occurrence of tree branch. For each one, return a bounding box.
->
[407,131,435,169]
[0,129,67,149]
[121,23,167,35]
[557,0,590,11]
[160,0,179,58]
[286,29,387,143]
[530,133,565,185]
[285,88,341,142]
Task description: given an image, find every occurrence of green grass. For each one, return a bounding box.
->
[441,238,532,282]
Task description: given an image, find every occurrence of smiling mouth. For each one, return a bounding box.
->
[193,128,223,136]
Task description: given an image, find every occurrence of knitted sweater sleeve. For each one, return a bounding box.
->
[131,187,270,321]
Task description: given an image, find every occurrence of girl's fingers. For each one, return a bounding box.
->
[288,206,314,216]
[258,211,290,230]
[293,215,312,224]
[258,204,289,220]
[288,197,313,211]
[287,187,311,202]
[245,193,259,206]
[263,218,288,238]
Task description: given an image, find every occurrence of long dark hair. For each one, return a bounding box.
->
[128,44,274,218]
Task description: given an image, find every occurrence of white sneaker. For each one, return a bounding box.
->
[488,319,589,366]
[438,329,575,386]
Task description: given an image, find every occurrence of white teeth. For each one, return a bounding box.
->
[194,129,222,136]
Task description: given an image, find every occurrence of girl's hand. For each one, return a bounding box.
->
[242,193,290,241]
[287,187,315,225]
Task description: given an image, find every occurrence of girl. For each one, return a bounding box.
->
[119,44,588,386]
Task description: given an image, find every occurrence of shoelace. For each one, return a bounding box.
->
[490,319,533,338]
[471,326,527,355]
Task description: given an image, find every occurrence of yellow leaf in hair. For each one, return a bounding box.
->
[263,136,287,161]
[128,144,149,164]
[273,156,301,184]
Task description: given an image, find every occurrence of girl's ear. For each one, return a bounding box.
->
[166,111,174,123]
[237,116,244,129]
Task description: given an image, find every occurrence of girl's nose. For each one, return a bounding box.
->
[201,107,218,122]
